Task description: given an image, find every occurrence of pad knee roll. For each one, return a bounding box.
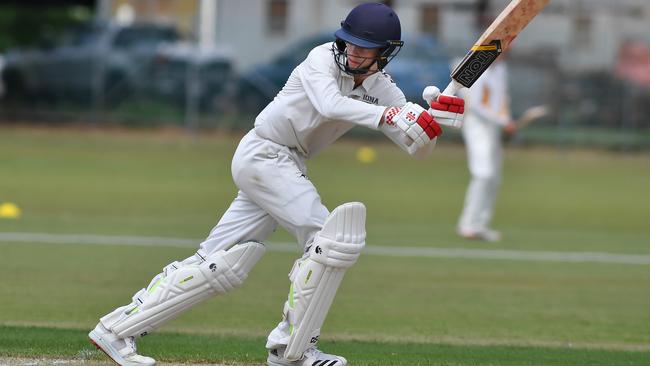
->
[103,241,265,338]
[284,202,366,360]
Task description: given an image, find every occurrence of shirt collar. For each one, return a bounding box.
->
[340,69,382,91]
[360,71,382,90]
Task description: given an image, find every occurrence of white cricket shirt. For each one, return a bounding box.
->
[254,43,406,158]
[467,60,511,126]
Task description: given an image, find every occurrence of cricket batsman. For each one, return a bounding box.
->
[88,3,464,366]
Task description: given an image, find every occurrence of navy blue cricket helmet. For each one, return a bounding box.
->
[333,2,404,75]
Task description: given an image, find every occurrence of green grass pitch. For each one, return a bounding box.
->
[1,127,649,365]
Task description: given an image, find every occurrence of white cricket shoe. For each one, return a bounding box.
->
[88,323,156,366]
[267,346,347,366]
[457,228,502,242]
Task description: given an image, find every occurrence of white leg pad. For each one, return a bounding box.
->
[101,241,265,338]
[283,202,366,361]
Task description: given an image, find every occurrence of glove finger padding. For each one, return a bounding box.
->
[417,112,443,140]
[384,102,442,148]
[432,95,465,113]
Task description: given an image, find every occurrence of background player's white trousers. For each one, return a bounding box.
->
[458,114,503,232]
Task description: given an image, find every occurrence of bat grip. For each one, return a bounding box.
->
[434,79,464,129]
[442,79,463,96]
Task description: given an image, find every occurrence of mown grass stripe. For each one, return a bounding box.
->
[0,325,648,366]
[1,232,650,265]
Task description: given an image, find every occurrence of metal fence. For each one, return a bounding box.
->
[506,51,650,150]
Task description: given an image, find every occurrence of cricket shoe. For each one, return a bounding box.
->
[267,346,347,366]
[89,323,156,366]
[457,228,502,242]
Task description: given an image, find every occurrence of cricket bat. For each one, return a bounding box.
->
[440,0,549,127]
[503,104,549,142]
[515,104,549,128]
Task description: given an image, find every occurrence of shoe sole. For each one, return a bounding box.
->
[267,354,345,366]
[267,354,294,366]
[89,331,123,366]
[457,232,500,242]
[88,330,156,366]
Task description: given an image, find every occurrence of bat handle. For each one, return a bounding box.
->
[435,79,464,129]
[442,79,463,96]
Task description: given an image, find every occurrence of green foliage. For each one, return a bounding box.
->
[0,5,92,51]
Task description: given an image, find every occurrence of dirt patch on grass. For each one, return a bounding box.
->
[0,357,107,366]
[0,357,262,366]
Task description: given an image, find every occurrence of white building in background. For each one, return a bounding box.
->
[491,0,650,73]
[212,0,479,69]
[103,0,650,72]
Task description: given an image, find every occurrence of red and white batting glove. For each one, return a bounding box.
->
[423,86,465,128]
[383,102,442,148]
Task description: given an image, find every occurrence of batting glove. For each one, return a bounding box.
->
[423,86,465,128]
[384,102,442,148]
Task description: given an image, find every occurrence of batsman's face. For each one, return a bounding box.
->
[345,43,379,71]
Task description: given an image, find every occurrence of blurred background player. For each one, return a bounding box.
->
[456,2,516,242]
[87,3,463,366]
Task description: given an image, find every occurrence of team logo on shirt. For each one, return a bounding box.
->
[362,94,379,105]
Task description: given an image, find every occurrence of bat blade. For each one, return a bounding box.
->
[515,104,549,128]
[503,104,549,143]
[475,0,549,55]
[442,0,549,103]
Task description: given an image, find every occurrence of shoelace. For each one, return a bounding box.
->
[304,347,341,365]
[302,346,325,359]
[126,337,137,352]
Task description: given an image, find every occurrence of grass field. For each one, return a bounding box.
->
[1,126,649,365]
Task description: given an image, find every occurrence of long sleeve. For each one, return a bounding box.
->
[297,48,386,130]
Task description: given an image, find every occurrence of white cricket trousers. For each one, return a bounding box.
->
[206,129,331,349]
[199,129,329,254]
[458,114,503,232]
[100,130,330,346]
